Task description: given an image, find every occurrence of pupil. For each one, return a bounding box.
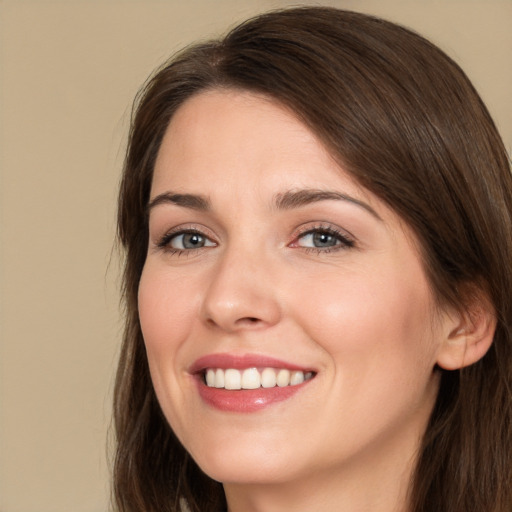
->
[184,233,203,248]
[313,232,335,247]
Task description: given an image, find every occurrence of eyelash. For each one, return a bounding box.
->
[291,224,355,254]
[155,223,355,256]
[156,226,214,256]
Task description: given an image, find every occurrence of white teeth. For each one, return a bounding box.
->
[224,368,241,390]
[290,371,305,386]
[206,369,215,387]
[261,367,277,388]
[214,368,224,388]
[276,369,291,387]
[241,368,260,389]
[204,367,314,389]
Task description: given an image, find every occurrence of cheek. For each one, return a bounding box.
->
[292,264,439,377]
[138,264,200,362]
[296,268,441,445]
[137,264,203,435]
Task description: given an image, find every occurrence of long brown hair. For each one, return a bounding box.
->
[114,7,512,511]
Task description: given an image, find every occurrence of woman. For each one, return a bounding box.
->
[113,7,512,512]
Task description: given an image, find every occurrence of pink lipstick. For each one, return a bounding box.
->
[190,353,315,413]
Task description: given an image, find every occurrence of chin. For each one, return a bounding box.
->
[188,436,302,485]
[200,460,297,486]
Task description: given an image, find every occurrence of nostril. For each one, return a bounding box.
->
[236,316,262,326]
[206,316,262,329]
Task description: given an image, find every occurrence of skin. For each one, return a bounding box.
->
[138,89,461,512]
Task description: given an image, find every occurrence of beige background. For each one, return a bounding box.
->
[0,1,510,511]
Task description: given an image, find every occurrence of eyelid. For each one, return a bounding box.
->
[289,222,356,250]
[151,221,356,255]
[154,223,218,250]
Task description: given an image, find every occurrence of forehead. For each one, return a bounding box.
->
[152,89,371,202]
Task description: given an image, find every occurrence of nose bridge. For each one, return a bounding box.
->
[202,237,281,331]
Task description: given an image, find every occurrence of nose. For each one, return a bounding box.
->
[201,245,282,332]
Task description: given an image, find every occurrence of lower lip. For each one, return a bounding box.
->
[196,379,310,413]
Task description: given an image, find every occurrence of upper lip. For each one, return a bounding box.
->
[189,353,315,374]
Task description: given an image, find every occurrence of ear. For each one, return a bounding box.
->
[436,294,496,371]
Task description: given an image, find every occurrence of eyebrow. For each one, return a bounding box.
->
[147,188,381,220]
[147,192,211,212]
[274,189,382,220]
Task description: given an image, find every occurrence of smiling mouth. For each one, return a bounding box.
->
[204,368,315,390]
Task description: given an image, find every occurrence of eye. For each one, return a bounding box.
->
[157,229,216,252]
[298,231,340,248]
[292,225,355,252]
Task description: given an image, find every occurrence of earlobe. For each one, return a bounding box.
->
[436,299,496,371]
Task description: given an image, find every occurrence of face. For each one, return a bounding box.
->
[139,90,448,489]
